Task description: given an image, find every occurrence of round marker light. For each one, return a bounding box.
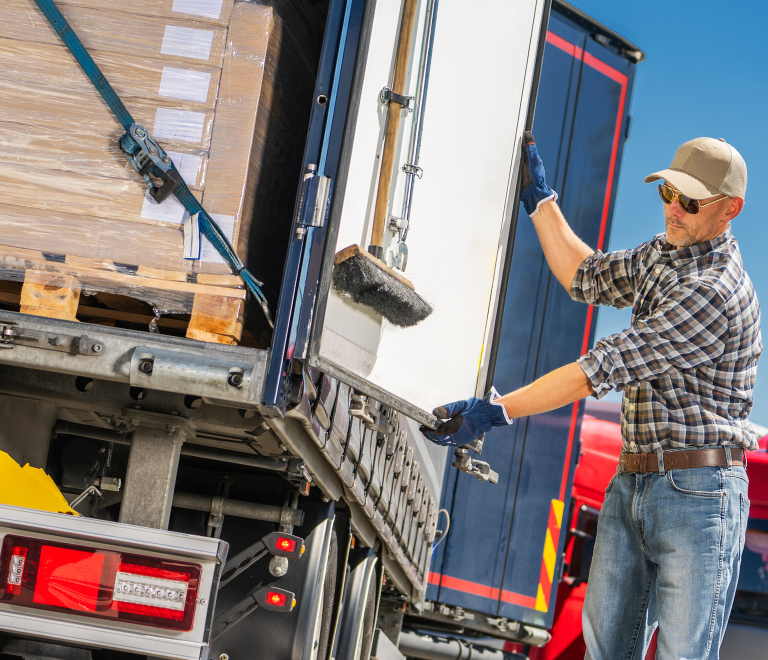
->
[266,591,287,607]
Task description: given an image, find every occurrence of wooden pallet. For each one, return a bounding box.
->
[0,244,248,345]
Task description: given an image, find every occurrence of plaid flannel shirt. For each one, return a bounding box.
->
[571,230,762,453]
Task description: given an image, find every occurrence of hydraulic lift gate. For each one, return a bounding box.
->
[427,5,641,630]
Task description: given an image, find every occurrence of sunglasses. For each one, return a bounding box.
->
[657,183,727,215]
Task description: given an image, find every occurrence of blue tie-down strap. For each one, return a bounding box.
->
[33,0,273,328]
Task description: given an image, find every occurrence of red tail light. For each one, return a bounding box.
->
[275,538,296,553]
[254,585,295,612]
[0,535,201,631]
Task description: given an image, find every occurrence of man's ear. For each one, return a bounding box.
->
[723,196,744,222]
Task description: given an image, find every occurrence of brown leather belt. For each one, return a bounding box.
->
[619,447,744,474]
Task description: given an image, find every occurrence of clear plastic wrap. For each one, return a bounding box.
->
[0,38,221,109]
[0,1,278,346]
[53,0,235,26]
[2,0,228,68]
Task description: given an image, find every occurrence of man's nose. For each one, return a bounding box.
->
[668,196,686,216]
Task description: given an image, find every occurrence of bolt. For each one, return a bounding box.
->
[218,655,228,660]
[162,155,171,164]
[316,94,328,105]
[138,359,153,375]
[91,342,104,354]
[228,372,243,389]
[269,555,289,577]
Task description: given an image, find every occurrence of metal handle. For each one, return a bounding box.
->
[399,0,440,244]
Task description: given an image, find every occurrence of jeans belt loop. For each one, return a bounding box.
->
[725,446,732,470]
[656,448,665,476]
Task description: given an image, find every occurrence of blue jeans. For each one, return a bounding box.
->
[583,457,750,660]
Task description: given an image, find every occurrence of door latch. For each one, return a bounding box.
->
[452,447,499,485]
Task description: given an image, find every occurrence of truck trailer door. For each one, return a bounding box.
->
[427,5,641,632]
[300,0,549,425]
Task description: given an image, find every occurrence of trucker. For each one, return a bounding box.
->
[422,133,762,659]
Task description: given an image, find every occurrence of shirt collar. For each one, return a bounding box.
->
[653,229,733,266]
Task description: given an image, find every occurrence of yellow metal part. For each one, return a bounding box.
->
[0,451,78,516]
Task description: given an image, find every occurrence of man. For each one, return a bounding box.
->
[421,134,762,659]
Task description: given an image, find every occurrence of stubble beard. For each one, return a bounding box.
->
[665,219,697,248]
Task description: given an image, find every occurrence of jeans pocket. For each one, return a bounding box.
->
[604,473,618,494]
[666,467,725,497]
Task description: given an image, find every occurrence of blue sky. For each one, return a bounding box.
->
[571,0,768,427]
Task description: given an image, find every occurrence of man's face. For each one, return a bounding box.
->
[663,182,731,247]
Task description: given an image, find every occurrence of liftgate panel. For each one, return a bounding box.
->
[428,9,639,630]
[307,0,547,424]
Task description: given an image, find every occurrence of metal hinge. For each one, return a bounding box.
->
[0,319,104,356]
[380,87,414,110]
[294,167,332,238]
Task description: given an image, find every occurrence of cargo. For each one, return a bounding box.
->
[0,1,299,345]
[0,38,221,109]
[0,79,217,149]
[50,0,235,26]
[0,0,229,68]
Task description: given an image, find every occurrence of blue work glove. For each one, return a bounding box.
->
[520,131,558,216]
[419,387,513,447]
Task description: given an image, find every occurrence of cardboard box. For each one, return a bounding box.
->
[1,0,228,68]
[52,0,235,27]
[0,37,221,110]
[0,2,280,275]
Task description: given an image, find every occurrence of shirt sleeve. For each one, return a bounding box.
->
[570,247,642,309]
[578,280,730,399]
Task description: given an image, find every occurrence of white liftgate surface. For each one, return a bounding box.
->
[310,0,546,425]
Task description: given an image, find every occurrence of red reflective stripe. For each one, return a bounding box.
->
[559,401,583,503]
[500,590,537,609]
[429,572,536,608]
[436,573,500,600]
[596,75,627,252]
[546,31,583,59]
[583,51,628,86]
[544,31,629,502]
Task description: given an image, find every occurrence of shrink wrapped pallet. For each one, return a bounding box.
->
[48,0,236,26]
[0,0,229,68]
[0,0,318,345]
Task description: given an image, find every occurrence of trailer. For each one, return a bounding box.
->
[0,0,550,659]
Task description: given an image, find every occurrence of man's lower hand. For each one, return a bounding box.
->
[520,131,558,216]
[420,387,513,447]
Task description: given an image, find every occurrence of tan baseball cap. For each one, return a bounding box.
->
[644,137,747,199]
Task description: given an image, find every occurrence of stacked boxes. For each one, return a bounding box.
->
[0,0,304,342]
